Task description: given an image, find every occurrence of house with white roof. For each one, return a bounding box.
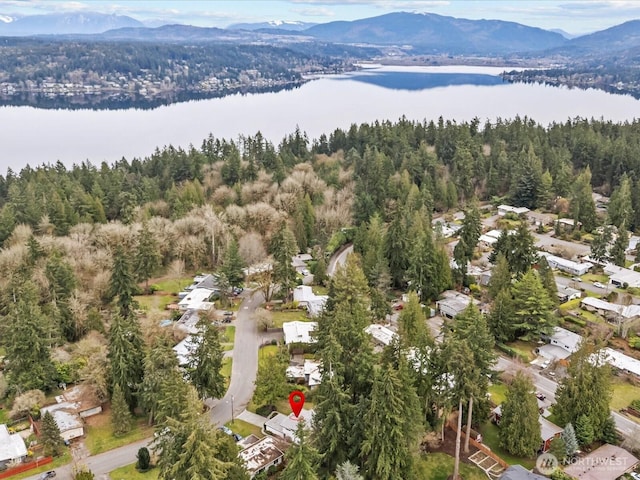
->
[282,321,317,344]
[365,324,397,346]
[173,335,199,366]
[264,409,314,443]
[177,288,216,311]
[0,424,27,468]
[603,264,640,288]
[581,297,640,320]
[40,402,85,442]
[238,436,285,479]
[539,252,592,276]
[293,286,328,317]
[547,327,582,354]
[602,347,640,378]
[497,205,530,217]
[286,360,322,389]
[436,290,479,319]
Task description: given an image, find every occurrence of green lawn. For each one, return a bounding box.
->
[0,406,8,424]
[416,452,488,480]
[134,294,175,311]
[582,273,609,284]
[222,326,235,344]
[225,419,263,438]
[560,298,581,310]
[488,383,508,406]
[10,451,72,480]
[312,285,329,296]
[611,378,640,411]
[110,463,159,480]
[505,340,537,362]
[270,310,308,328]
[153,277,193,294]
[222,357,233,387]
[258,345,279,366]
[85,414,153,456]
[479,421,536,470]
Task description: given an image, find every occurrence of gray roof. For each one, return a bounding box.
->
[500,465,548,480]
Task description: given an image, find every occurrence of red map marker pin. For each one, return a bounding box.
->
[288,390,305,418]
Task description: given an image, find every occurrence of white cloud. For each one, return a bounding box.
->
[289,0,449,7]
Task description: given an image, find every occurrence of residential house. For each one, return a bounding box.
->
[59,385,102,419]
[592,193,610,211]
[545,327,582,356]
[528,211,555,227]
[0,424,27,468]
[293,286,328,317]
[436,291,479,319]
[291,254,313,273]
[432,219,462,238]
[479,229,516,247]
[556,286,581,303]
[563,443,639,480]
[282,321,317,345]
[581,297,640,321]
[40,403,84,442]
[286,360,321,389]
[173,335,199,366]
[603,264,640,288]
[499,465,548,480]
[177,288,216,311]
[365,324,397,347]
[627,235,640,254]
[238,436,286,479]
[601,347,640,378]
[498,205,530,217]
[555,217,577,232]
[264,409,314,443]
[491,407,561,453]
[539,252,592,276]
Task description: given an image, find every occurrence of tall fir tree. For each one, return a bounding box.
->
[537,256,558,305]
[270,221,298,300]
[570,167,597,232]
[140,335,181,425]
[41,410,65,457]
[488,288,516,342]
[510,269,556,341]
[554,345,612,442]
[498,372,541,458]
[108,313,144,410]
[280,420,320,480]
[397,291,431,348]
[384,206,409,289]
[488,253,512,299]
[109,245,139,318]
[187,317,225,400]
[610,225,629,268]
[608,173,633,229]
[111,383,133,436]
[562,423,578,457]
[134,221,161,292]
[221,237,245,289]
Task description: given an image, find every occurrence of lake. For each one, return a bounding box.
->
[1,65,640,172]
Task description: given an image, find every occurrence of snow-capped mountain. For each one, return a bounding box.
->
[227,20,317,31]
[0,12,144,36]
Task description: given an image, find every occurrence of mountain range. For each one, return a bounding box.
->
[0,10,639,59]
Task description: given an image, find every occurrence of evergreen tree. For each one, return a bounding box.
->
[360,213,389,288]
[41,410,65,457]
[562,423,578,458]
[590,226,613,264]
[549,436,567,464]
[398,291,431,348]
[574,414,595,447]
[280,421,320,480]
[488,253,511,299]
[293,193,315,252]
[488,288,516,342]
[385,206,409,288]
[253,346,289,408]
[111,383,133,436]
[336,461,364,480]
[510,269,556,341]
[537,256,558,305]
[140,336,181,425]
[221,237,245,289]
[608,174,633,229]
[499,372,540,458]
[313,254,328,287]
[45,254,80,341]
[109,245,139,318]
[188,317,225,400]
[489,223,538,277]
[135,221,161,292]
[270,221,298,300]
[601,415,619,445]
[137,447,151,471]
[108,313,144,410]
[360,361,420,480]
[555,345,612,442]
[72,468,95,480]
[610,225,629,268]
[2,281,57,393]
[570,167,597,232]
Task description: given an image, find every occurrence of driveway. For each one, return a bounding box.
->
[328,243,353,276]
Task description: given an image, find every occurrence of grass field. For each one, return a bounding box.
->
[480,421,536,470]
[505,340,537,362]
[611,378,640,411]
[0,406,8,424]
[222,326,235,344]
[488,383,508,406]
[134,294,175,312]
[312,285,329,296]
[416,452,488,480]
[270,310,308,328]
[153,277,193,294]
[85,413,153,456]
[225,419,263,438]
[110,463,159,480]
[582,273,609,284]
[221,357,233,384]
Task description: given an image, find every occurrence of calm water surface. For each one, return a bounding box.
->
[1,65,639,171]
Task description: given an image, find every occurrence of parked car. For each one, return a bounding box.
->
[39,472,56,479]
[541,360,550,369]
[572,276,582,282]
[301,269,310,276]
[536,392,546,401]
[593,281,606,289]
[218,426,233,436]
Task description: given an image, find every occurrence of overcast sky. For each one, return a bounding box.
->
[1,0,639,35]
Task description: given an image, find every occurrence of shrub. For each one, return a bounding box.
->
[136,447,151,471]
[10,390,45,419]
[629,337,640,350]
[256,404,276,417]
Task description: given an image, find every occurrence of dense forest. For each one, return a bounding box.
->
[0,116,639,478]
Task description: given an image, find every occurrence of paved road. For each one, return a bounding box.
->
[26,291,265,480]
[207,290,264,426]
[328,243,353,276]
